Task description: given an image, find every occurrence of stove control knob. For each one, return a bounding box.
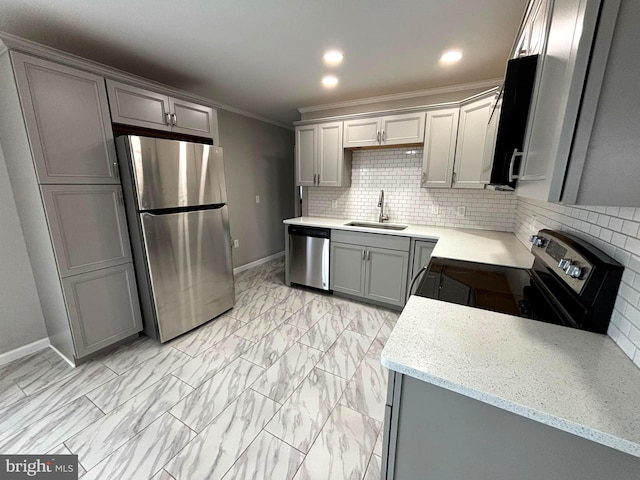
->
[568,265,583,279]
[558,258,572,270]
[534,237,546,247]
[530,235,539,244]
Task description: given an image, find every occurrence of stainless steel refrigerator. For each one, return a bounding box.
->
[116,135,235,342]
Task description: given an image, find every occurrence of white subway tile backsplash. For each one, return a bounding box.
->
[515,197,640,367]
[307,148,516,231]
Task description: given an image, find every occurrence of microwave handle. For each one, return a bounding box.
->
[508,149,525,182]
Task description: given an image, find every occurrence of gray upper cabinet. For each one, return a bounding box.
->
[106,80,172,132]
[40,184,132,277]
[421,90,495,189]
[11,52,119,184]
[421,108,459,188]
[343,112,426,148]
[169,97,216,138]
[452,94,494,189]
[295,122,351,187]
[517,0,639,206]
[62,263,142,358]
[106,79,217,140]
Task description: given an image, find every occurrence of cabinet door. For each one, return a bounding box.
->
[106,79,171,131]
[408,240,437,298]
[517,0,601,202]
[380,112,426,145]
[295,125,317,186]
[40,185,132,277]
[330,242,365,297]
[343,118,381,147]
[411,241,436,279]
[169,97,216,139]
[453,95,493,189]
[421,108,459,188]
[318,122,346,186]
[11,53,119,184]
[365,247,409,307]
[528,0,552,55]
[62,263,142,358]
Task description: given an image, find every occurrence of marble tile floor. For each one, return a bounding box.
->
[0,257,398,479]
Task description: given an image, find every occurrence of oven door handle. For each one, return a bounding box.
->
[408,265,429,297]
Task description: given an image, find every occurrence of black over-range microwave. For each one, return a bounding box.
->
[488,54,539,189]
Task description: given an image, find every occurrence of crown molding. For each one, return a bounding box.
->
[0,32,293,130]
[293,86,499,126]
[298,78,503,114]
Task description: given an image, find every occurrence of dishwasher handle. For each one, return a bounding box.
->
[288,225,331,239]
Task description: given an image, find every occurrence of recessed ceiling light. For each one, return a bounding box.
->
[323,50,344,66]
[322,75,338,88]
[440,50,463,63]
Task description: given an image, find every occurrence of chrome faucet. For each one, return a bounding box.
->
[378,189,389,223]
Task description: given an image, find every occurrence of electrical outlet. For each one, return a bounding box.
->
[255,195,260,204]
[233,239,239,248]
[332,200,338,209]
[431,204,439,215]
[456,206,466,218]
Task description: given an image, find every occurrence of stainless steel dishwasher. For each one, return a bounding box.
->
[287,225,331,291]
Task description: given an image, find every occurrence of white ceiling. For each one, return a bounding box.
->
[0,0,528,125]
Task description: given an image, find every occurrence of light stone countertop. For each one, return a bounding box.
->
[382,296,640,458]
[283,216,534,269]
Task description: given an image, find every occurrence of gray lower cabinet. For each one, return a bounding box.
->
[364,247,409,306]
[330,242,366,296]
[330,231,410,308]
[383,372,640,480]
[40,184,132,277]
[407,239,436,298]
[62,264,142,358]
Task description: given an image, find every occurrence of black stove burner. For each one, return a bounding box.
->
[414,230,623,334]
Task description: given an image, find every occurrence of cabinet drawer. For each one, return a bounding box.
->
[332,230,410,251]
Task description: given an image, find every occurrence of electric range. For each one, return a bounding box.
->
[413,229,623,333]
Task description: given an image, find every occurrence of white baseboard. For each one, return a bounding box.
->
[0,337,50,366]
[234,251,284,275]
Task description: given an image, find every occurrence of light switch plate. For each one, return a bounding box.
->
[431,204,439,215]
[233,239,239,248]
[255,195,261,204]
[332,200,338,209]
[456,206,466,218]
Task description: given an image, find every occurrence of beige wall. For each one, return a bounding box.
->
[217,110,295,267]
[0,141,47,356]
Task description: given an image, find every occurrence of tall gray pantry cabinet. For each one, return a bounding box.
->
[0,50,142,363]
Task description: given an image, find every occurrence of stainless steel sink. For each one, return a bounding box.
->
[346,221,408,231]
